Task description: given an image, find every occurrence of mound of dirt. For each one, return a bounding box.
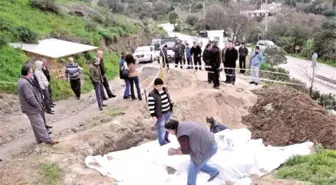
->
[166,69,257,128]
[243,86,336,148]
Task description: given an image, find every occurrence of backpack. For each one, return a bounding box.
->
[119,59,129,79]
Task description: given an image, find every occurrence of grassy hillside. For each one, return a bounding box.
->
[0,0,141,100]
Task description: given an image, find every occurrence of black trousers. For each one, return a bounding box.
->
[102,75,113,98]
[225,68,236,83]
[239,57,246,73]
[213,68,220,87]
[175,57,183,67]
[48,85,53,104]
[162,56,169,68]
[42,89,52,111]
[193,56,201,68]
[70,78,81,98]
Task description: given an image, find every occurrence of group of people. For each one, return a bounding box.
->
[18,60,58,145]
[146,74,231,185]
[160,40,264,89]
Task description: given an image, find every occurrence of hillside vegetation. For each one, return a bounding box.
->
[0,0,157,100]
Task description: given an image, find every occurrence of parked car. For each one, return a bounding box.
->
[133,46,154,63]
[256,40,279,52]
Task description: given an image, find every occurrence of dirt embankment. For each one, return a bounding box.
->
[0,69,257,185]
[100,31,152,53]
[243,86,336,149]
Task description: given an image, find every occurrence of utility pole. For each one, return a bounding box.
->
[310,52,318,97]
[265,0,268,32]
[203,1,206,30]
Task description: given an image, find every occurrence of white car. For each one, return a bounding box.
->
[256,40,279,52]
[133,46,154,63]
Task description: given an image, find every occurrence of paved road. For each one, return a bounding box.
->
[159,23,336,95]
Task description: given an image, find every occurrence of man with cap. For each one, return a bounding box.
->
[147,78,174,146]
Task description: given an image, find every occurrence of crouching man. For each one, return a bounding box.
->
[148,78,173,146]
[206,116,230,134]
[166,119,220,185]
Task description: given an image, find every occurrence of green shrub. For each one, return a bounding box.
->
[277,36,294,53]
[0,46,28,93]
[13,26,39,43]
[301,39,314,58]
[322,10,336,17]
[30,0,60,14]
[185,15,199,26]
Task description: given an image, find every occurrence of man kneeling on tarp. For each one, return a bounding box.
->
[206,116,230,134]
[166,119,220,185]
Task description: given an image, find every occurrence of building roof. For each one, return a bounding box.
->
[9,38,98,59]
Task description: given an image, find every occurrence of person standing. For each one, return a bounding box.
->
[41,59,55,107]
[223,41,238,85]
[249,46,264,85]
[89,57,105,110]
[238,43,249,74]
[185,43,193,69]
[148,78,173,146]
[190,42,202,70]
[97,50,116,100]
[125,54,142,101]
[209,41,221,89]
[166,119,220,185]
[203,43,213,84]
[34,60,53,115]
[119,52,130,99]
[160,45,169,69]
[174,42,184,69]
[18,64,58,145]
[65,57,82,100]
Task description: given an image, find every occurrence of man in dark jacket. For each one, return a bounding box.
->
[206,116,230,133]
[97,50,116,100]
[41,59,55,107]
[166,119,220,185]
[190,42,202,70]
[174,42,184,69]
[18,64,58,145]
[238,43,249,74]
[160,45,169,69]
[223,41,238,85]
[203,43,213,84]
[89,57,105,110]
[147,78,173,146]
[209,41,221,89]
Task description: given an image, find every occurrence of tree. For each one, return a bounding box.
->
[169,12,179,26]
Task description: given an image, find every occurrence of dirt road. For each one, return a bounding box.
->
[0,63,159,164]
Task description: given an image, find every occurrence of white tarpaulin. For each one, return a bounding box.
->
[85,128,313,185]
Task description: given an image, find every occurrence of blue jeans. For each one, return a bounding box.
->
[187,144,219,185]
[156,111,172,145]
[94,83,104,108]
[124,79,130,97]
[129,76,142,100]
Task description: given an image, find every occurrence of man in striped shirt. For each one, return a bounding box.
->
[148,78,173,146]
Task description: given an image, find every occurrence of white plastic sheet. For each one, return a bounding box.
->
[85,128,313,185]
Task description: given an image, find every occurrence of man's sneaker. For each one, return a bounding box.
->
[103,97,108,100]
[123,96,130,99]
[199,67,202,70]
[255,83,259,86]
[102,104,107,107]
[208,171,219,182]
[175,65,178,68]
[249,81,255,84]
[99,107,103,111]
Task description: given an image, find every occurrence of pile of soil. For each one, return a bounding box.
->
[166,69,257,128]
[243,86,336,149]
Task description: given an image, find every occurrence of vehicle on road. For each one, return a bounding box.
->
[133,46,154,63]
[256,40,279,52]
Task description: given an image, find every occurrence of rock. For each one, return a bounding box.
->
[69,4,104,21]
[166,167,176,174]
[71,127,79,133]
